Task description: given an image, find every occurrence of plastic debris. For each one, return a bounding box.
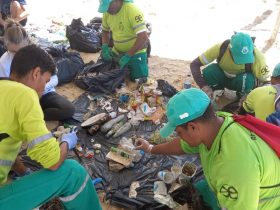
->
[129,181,140,198]
[101,115,125,133]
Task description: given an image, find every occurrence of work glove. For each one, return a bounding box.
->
[201,85,213,99]
[135,138,154,154]
[101,44,113,62]
[119,54,131,69]
[61,131,78,150]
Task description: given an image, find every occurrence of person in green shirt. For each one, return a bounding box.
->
[98,0,149,81]
[0,45,102,210]
[136,88,280,209]
[241,63,280,121]
[190,32,269,98]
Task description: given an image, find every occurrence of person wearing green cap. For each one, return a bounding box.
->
[98,0,149,81]
[190,32,269,98]
[241,62,280,121]
[136,88,280,209]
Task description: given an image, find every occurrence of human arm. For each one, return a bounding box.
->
[126,31,148,57]
[118,6,149,68]
[44,75,58,93]
[13,3,29,22]
[241,91,255,115]
[252,48,270,82]
[44,74,58,92]
[213,159,260,209]
[190,57,207,88]
[16,90,76,171]
[101,30,111,46]
[101,14,113,61]
[135,138,192,155]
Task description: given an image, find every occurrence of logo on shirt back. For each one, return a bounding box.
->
[135,15,143,23]
[220,184,238,200]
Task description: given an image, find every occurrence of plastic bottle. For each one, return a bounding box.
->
[184,75,192,89]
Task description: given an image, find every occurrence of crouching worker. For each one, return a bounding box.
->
[98,0,149,81]
[0,45,102,210]
[136,88,280,209]
[190,32,269,98]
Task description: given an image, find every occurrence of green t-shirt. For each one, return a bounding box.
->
[199,43,270,81]
[180,112,280,210]
[102,2,147,54]
[0,80,60,184]
[243,85,276,121]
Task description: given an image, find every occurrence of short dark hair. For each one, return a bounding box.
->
[192,104,215,123]
[10,44,56,78]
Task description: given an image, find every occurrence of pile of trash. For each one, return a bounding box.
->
[57,76,207,209]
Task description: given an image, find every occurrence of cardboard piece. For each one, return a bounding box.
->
[106,151,133,168]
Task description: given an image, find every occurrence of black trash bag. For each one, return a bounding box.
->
[79,58,118,76]
[0,40,6,57]
[157,79,178,97]
[66,18,101,53]
[76,69,125,94]
[87,17,103,41]
[75,59,124,94]
[46,45,84,85]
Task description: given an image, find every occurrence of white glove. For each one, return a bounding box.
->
[135,138,154,154]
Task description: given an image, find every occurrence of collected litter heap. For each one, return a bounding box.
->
[65,78,207,209]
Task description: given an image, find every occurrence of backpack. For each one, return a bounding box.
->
[217,36,256,73]
[233,114,280,157]
[266,84,280,126]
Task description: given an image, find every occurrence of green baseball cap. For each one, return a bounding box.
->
[160,88,210,138]
[230,32,254,64]
[272,63,280,77]
[98,0,112,13]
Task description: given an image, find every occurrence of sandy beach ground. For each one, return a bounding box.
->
[27,0,280,98]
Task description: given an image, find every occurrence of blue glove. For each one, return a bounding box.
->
[61,131,78,150]
[119,54,131,69]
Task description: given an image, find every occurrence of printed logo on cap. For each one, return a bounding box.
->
[179,113,189,119]
[241,46,249,54]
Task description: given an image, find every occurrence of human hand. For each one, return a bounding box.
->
[201,85,213,99]
[61,131,78,150]
[135,138,154,154]
[101,44,113,62]
[119,54,131,69]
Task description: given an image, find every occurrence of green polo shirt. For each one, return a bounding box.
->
[102,2,147,54]
[180,112,280,209]
[0,80,60,184]
[199,43,269,81]
[243,85,277,121]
